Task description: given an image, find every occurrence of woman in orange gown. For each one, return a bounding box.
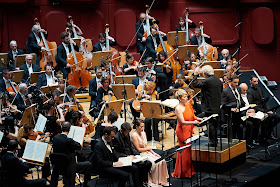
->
[172,89,203,178]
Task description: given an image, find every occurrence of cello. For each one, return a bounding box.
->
[66,29,91,89]
[105,24,122,76]
[34,18,56,70]
[197,21,218,61]
[153,20,181,82]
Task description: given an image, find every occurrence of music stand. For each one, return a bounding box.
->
[105,99,124,116]
[167,31,186,46]
[140,100,163,149]
[30,71,45,84]
[214,69,225,79]
[10,70,24,83]
[201,61,221,69]
[91,51,112,67]
[16,53,37,67]
[40,85,59,99]
[115,75,136,84]
[0,53,8,66]
[178,45,198,60]
[19,104,37,127]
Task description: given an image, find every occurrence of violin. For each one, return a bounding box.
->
[132,89,157,112]
[34,18,57,70]
[28,130,44,140]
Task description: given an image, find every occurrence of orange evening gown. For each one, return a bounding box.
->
[172,102,196,178]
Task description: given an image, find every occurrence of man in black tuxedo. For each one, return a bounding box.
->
[20,54,41,83]
[176,16,196,32]
[193,65,223,146]
[51,122,92,187]
[55,31,79,79]
[92,33,117,52]
[0,68,17,100]
[135,12,160,55]
[190,27,212,46]
[88,66,102,117]
[143,25,167,62]
[36,63,58,89]
[14,83,31,115]
[113,122,152,186]
[1,139,47,187]
[7,40,24,70]
[26,24,48,65]
[221,74,244,140]
[91,126,141,187]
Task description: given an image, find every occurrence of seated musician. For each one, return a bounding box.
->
[122,53,139,76]
[26,24,48,65]
[53,78,65,97]
[180,58,195,83]
[20,54,41,84]
[55,31,79,79]
[89,66,103,117]
[7,40,24,70]
[190,27,212,46]
[101,60,115,79]
[144,25,167,62]
[91,126,140,187]
[113,122,152,186]
[173,74,188,89]
[220,65,234,88]
[157,51,173,86]
[1,139,47,187]
[36,63,58,89]
[219,49,230,68]
[0,68,17,100]
[92,33,117,52]
[226,55,237,68]
[176,16,196,31]
[136,12,160,55]
[51,122,92,187]
[63,85,78,103]
[95,111,119,140]
[14,83,33,114]
[96,76,115,104]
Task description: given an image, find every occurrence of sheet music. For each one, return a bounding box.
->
[132,155,148,163]
[68,126,85,145]
[114,156,133,167]
[240,105,251,112]
[22,140,48,163]
[0,131,4,143]
[34,114,47,132]
[183,132,205,145]
[198,114,218,125]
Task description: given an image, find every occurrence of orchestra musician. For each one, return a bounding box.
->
[20,54,41,84]
[157,51,173,87]
[89,66,103,117]
[55,31,79,79]
[96,76,115,104]
[26,24,48,65]
[135,12,160,55]
[122,53,139,76]
[14,83,32,114]
[0,68,17,100]
[190,27,212,46]
[7,40,24,70]
[92,33,117,52]
[173,74,188,89]
[193,65,223,147]
[65,22,83,38]
[36,63,58,89]
[91,126,140,187]
[219,49,230,68]
[53,78,66,97]
[95,111,119,140]
[176,16,196,31]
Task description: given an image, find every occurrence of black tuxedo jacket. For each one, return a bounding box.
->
[7,49,24,70]
[14,93,30,112]
[112,131,139,157]
[0,78,7,93]
[193,75,223,114]
[26,32,48,54]
[55,43,79,68]
[36,73,58,89]
[248,87,267,112]
[89,77,98,101]
[19,63,41,83]
[92,40,117,52]
[144,34,161,60]
[132,77,152,89]
[136,18,160,40]
[175,22,196,32]
[190,35,212,45]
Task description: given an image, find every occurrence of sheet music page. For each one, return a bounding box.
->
[34,114,47,132]
[240,105,251,112]
[22,140,48,163]
[0,131,4,143]
[132,155,148,163]
[114,157,133,167]
[253,111,265,120]
[68,126,85,145]
[198,114,218,125]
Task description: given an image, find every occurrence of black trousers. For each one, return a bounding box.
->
[197,112,218,145]
[136,40,145,55]
[129,100,140,120]
[134,160,152,185]
[145,118,160,142]
[54,65,70,79]
[25,178,47,187]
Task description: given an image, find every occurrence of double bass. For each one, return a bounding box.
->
[34,18,56,70]
[143,5,151,39]
[185,8,195,44]
[66,29,91,88]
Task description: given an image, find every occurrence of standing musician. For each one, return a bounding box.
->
[20,54,41,84]
[26,24,47,65]
[176,16,196,31]
[0,68,17,100]
[157,51,173,87]
[36,63,58,89]
[122,53,139,76]
[7,40,24,70]
[135,12,160,55]
[190,27,212,46]
[89,66,103,117]
[193,65,223,147]
[96,76,115,104]
[92,33,117,52]
[55,31,79,79]
[65,22,83,38]
[144,25,167,61]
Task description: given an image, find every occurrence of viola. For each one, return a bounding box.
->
[132,90,157,112]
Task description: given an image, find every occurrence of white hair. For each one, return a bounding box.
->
[19,83,27,91]
[32,25,39,32]
[221,49,229,54]
[201,65,214,76]
[9,40,17,47]
[25,54,33,61]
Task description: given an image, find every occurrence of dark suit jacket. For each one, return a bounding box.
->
[112,131,139,158]
[36,73,58,89]
[92,40,117,52]
[19,63,40,83]
[7,49,24,70]
[26,32,48,54]
[193,75,223,114]
[55,43,79,68]
[248,87,266,112]
[0,78,7,93]
[176,22,196,32]
[190,35,212,45]
[89,77,98,101]
[91,139,118,171]
[144,34,165,60]
[14,93,30,112]
[1,152,29,186]
[132,77,152,89]
[136,18,160,41]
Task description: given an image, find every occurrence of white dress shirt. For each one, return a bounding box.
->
[26,63,33,75]
[62,42,70,56]
[102,136,112,153]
